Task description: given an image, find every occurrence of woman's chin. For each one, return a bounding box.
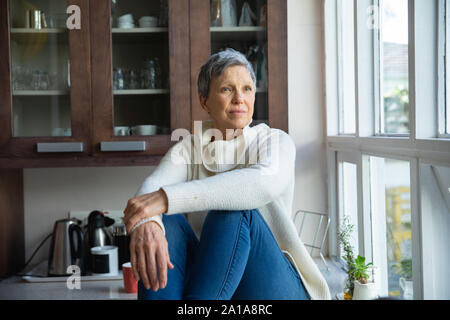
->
[227,116,251,127]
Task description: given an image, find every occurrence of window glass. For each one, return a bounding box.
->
[379,0,409,135]
[339,161,359,257]
[370,157,413,299]
[338,0,356,134]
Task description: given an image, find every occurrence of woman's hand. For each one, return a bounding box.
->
[123,189,169,234]
[130,221,174,291]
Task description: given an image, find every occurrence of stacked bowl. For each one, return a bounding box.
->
[117,14,135,28]
[138,16,158,28]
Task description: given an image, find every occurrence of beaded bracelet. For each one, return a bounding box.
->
[129,217,158,234]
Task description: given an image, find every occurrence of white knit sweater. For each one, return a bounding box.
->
[135,120,331,300]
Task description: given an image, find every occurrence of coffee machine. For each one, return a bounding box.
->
[83,211,115,272]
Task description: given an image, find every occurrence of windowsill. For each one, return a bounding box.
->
[313,257,347,300]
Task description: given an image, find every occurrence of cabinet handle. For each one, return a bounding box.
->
[100,141,146,152]
[37,142,84,153]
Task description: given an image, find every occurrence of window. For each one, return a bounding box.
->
[377,0,409,135]
[325,0,450,299]
[369,157,412,299]
[337,0,356,134]
[338,160,359,256]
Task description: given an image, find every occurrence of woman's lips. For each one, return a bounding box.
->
[230,110,246,114]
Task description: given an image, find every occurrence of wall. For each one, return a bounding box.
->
[420,164,450,299]
[22,0,329,265]
[287,0,329,256]
[23,166,155,266]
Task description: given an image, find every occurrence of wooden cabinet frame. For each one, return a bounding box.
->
[89,0,191,158]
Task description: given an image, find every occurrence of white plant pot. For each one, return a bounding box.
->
[352,280,378,300]
[399,277,413,300]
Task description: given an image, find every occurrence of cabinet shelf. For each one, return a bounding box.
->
[11,28,67,33]
[210,26,267,43]
[112,27,168,33]
[113,89,169,95]
[10,28,68,44]
[210,26,266,32]
[111,27,168,43]
[13,90,69,96]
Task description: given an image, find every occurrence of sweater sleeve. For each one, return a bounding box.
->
[161,130,296,215]
[133,138,190,234]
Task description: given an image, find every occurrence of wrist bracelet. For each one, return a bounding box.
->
[130,217,157,234]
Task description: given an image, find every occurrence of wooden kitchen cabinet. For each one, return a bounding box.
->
[0,0,92,162]
[189,0,288,132]
[0,0,287,167]
[89,0,190,158]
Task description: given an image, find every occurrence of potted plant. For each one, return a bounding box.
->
[350,255,378,300]
[337,216,356,300]
[394,259,413,300]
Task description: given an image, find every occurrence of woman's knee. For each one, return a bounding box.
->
[206,209,261,224]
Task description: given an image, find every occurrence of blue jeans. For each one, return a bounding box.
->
[138,209,310,300]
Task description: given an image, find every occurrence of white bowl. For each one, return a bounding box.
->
[139,16,157,22]
[118,14,134,22]
[135,125,157,136]
[139,21,158,28]
[118,23,135,29]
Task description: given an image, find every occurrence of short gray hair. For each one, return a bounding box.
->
[198,48,256,98]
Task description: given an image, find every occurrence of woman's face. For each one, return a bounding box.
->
[200,65,255,138]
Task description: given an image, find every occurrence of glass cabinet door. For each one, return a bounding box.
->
[210,0,268,126]
[9,0,71,137]
[110,0,170,137]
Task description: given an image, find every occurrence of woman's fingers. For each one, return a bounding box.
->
[129,239,140,282]
[123,191,167,232]
[137,242,151,290]
[146,244,159,291]
[129,221,169,292]
[166,250,174,270]
[156,246,168,288]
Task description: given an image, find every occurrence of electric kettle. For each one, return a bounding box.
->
[48,218,85,276]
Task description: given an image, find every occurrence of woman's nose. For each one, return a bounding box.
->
[232,90,244,104]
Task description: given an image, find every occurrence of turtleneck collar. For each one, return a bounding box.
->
[199,119,254,173]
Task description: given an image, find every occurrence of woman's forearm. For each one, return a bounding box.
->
[162,132,296,215]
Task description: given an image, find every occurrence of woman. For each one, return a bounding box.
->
[123,48,331,300]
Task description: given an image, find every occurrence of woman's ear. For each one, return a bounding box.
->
[199,94,209,113]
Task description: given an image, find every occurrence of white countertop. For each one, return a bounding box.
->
[0,276,137,300]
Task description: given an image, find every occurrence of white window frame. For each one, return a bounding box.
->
[324,0,450,300]
[438,0,450,138]
[337,0,357,135]
[374,0,411,137]
[447,0,450,135]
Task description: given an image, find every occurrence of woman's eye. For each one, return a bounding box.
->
[221,87,231,92]
[245,87,252,91]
